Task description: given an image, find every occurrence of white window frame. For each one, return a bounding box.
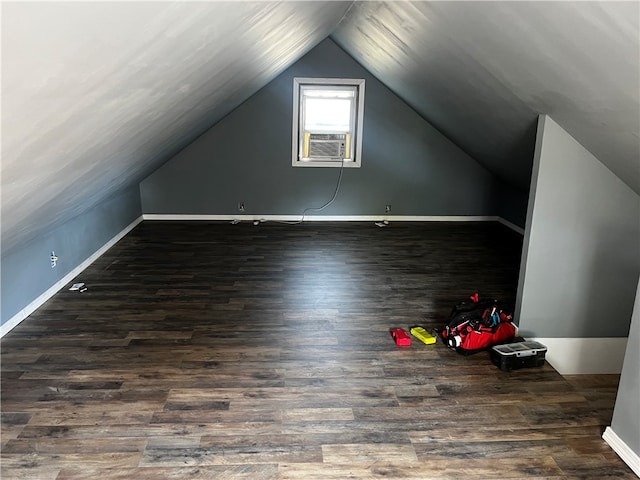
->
[292,77,365,168]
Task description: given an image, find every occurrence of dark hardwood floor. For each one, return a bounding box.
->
[1,221,633,479]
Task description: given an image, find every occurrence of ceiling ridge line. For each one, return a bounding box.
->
[333,0,359,32]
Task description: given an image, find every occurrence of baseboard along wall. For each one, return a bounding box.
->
[603,427,640,478]
[142,214,525,234]
[142,214,500,222]
[497,216,525,235]
[0,216,143,338]
[528,337,629,375]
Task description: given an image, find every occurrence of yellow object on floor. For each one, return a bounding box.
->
[410,326,436,345]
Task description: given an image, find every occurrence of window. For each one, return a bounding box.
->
[292,77,365,168]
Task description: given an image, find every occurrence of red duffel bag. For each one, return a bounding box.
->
[440,294,516,355]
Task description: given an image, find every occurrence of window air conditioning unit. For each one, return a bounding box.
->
[303,133,350,160]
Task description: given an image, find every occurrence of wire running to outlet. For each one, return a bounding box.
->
[277,159,346,225]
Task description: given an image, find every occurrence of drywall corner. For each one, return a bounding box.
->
[514,114,546,324]
[515,115,640,338]
[606,278,640,473]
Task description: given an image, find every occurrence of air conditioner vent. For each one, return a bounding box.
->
[307,133,347,159]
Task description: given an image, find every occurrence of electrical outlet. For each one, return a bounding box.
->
[385,205,392,214]
[50,251,58,268]
[238,201,245,212]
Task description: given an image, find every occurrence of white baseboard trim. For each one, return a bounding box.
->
[603,427,640,478]
[528,337,628,374]
[0,216,143,338]
[497,217,525,235]
[142,214,501,223]
[143,214,526,235]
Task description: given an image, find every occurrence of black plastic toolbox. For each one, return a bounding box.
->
[490,341,547,371]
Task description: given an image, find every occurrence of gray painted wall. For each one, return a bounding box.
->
[1,186,141,326]
[495,181,529,229]
[141,39,498,217]
[516,115,640,338]
[610,278,640,461]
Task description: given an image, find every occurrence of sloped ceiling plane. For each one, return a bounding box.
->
[2,1,639,254]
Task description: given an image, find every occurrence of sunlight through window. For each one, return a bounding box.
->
[292,78,365,168]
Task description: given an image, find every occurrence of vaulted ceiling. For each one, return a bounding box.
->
[2,1,638,254]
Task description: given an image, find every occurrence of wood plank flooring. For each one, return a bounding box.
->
[1,221,633,479]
